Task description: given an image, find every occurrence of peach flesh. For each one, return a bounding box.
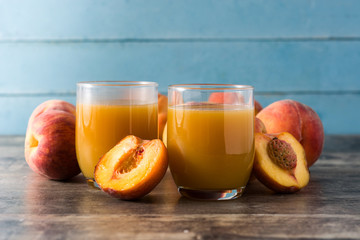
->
[95,135,168,200]
[253,132,310,193]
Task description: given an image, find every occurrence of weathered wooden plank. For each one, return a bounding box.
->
[0,41,359,94]
[1,214,359,239]
[0,134,360,239]
[1,0,359,39]
[1,136,360,212]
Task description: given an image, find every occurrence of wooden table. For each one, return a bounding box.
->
[1,135,359,239]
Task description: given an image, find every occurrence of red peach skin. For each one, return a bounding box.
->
[257,99,324,167]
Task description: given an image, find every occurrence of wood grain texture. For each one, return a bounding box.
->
[0,135,359,239]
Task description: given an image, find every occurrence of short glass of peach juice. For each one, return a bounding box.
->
[167,84,255,200]
[76,81,158,187]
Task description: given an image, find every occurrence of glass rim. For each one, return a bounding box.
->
[168,83,253,91]
[77,81,158,87]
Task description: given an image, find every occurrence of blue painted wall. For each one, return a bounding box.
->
[1,0,359,134]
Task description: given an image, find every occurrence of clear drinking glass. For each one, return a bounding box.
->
[76,81,158,187]
[167,84,255,200]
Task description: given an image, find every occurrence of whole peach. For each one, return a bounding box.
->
[254,100,263,115]
[24,100,80,180]
[208,92,263,114]
[255,117,266,134]
[208,92,241,104]
[257,99,324,167]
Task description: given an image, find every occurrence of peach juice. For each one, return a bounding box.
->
[167,103,254,190]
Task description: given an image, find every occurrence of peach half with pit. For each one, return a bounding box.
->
[253,132,310,193]
[257,99,324,167]
[24,100,80,180]
[94,135,168,200]
[247,117,267,182]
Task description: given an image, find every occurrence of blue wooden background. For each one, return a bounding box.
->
[1,0,359,135]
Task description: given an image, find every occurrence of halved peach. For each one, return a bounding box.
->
[94,135,168,200]
[248,117,267,182]
[253,132,310,193]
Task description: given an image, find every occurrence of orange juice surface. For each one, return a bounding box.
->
[167,103,254,190]
[76,103,158,179]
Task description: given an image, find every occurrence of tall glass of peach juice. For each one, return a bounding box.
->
[76,81,158,187]
[167,84,255,200]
